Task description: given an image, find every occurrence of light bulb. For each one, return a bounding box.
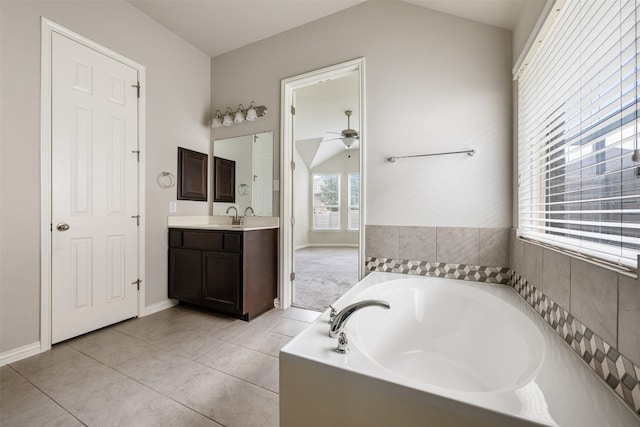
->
[234,104,245,124]
[222,107,234,126]
[211,110,223,128]
[246,101,258,121]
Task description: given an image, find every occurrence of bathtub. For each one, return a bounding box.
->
[280,272,640,427]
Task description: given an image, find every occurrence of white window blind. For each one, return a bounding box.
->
[518,0,640,269]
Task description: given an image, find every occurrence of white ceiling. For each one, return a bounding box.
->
[128,0,540,58]
[295,72,360,169]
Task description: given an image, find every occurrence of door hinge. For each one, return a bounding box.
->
[131,278,142,290]
[290,105,295,115]
[290,272,295,281]
[132,81,141,98]
[131,150,140,162]
[290,216,296,226]
[290,161,295,170]
[131,215,141,226]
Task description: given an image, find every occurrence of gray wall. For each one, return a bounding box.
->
[210,0,513,229]
[0,1,211,354]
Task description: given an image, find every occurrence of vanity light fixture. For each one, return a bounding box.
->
[234,104,245,124]
[246,101,258,121]
[211,110,223,128]
[211,101,267,128]
[222,107,234,127]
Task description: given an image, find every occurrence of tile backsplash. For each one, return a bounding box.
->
[364,225,510,285]
[365,225,509,268]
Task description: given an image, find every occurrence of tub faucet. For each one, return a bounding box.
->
[329,299,390,339]
[225,206,242,225]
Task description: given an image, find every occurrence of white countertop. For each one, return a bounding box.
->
[167,215,279,231]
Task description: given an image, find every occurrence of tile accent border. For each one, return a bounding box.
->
[512,271,640,418]
[365,257,511,285]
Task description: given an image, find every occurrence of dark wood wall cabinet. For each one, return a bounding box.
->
[169,228,277,320]
[177,147,208,201]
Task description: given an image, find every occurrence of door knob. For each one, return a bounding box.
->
[56,223,70,231]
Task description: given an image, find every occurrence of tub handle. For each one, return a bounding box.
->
[336,332,350,354]
[329,304,337,324]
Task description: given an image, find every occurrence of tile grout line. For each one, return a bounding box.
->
[69,337,231,426]
[5,364,88,427]
[9,306,314,427]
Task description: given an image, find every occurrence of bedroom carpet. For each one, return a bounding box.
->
[293,246,359,312]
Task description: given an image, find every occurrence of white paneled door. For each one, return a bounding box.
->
[51,33,139,343]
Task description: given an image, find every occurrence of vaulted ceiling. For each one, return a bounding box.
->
[127,0,542,58]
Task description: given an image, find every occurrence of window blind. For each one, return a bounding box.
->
[518,0,640,269]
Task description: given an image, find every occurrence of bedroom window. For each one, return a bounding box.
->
[348,173,360,230]
[517,0,640,269]
[312,174,340,230]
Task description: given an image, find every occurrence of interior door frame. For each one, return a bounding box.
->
[279,58,365,310]
[40,18,146,351]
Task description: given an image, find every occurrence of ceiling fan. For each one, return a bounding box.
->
[325,110,359,148]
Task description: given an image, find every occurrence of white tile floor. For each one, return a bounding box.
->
[0,305,321,427]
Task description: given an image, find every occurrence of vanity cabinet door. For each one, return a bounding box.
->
[169,248,202,304]
[202,251,241,313]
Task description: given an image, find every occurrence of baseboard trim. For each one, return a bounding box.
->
[142,298,178,317]
[296,243,358,249]
[0,342,42,366]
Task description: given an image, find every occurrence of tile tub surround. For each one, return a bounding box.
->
[364,224,640,419]
[365,225,511,284]
[511,236,640,419]
[366,258,511,285]
[512,272,640,418]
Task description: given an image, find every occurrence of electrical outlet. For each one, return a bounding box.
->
[169,201,177,213]
[273,179,280,191]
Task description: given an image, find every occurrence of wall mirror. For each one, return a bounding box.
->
[212,131,273,216]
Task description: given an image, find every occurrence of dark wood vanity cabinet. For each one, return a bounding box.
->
[168,228,277,320]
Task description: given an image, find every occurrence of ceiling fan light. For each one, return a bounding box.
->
[342,137,355,148]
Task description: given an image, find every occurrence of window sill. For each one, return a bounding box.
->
[517,235,638,279]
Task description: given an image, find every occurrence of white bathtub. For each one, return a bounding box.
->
[280,272,640,427]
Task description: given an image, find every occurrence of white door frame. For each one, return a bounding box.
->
[40,18,146,351]
[279,58,365,310]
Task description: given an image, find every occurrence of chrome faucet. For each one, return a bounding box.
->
[225,206,242,225]
[244,206,255,217]
[329,299,390,353]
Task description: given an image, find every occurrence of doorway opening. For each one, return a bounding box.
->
[279,58,365,311]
